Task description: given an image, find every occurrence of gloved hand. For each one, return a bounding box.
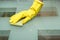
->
[9,0,44,26]
[10,9,36,26]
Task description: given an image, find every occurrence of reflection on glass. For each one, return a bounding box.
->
[0,30,10,40]
[37,0,58,16]
[37,7,57,16]
[38,35,60,40]
[38,30,60,40]
[0,12,15,17]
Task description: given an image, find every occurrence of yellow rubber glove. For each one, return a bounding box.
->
[9,0,44,26]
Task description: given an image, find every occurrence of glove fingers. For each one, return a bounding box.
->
[9,13,25,25]
[16,17,31,25]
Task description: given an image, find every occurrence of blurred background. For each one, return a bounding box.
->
[0,0,60,40]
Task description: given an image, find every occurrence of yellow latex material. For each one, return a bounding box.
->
[9,0,44,26]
